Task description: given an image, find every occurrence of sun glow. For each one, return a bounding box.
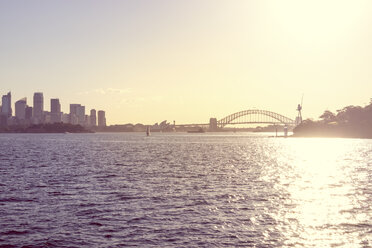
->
[276,139,367,247]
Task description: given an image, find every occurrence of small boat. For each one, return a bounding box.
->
[187,128,205,133]
[146,126,151,136]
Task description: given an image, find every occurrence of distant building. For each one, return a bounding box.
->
[209,118,218,131]
[90,109,97,126]
[15,98,27,120]
[62,113,70,123]
[25,106,33,121]
[1,92,12,118]
[50,98,61,123]
[69,104,80,125]
[7,117,17,126]
[51,98,61,113]
[77,105,85,125]
[84,115,90,126]
[33,92,44,124]
[44,111,52,124]
[69,104,85,125]
[0,115,7,126]
[98,110,106,127]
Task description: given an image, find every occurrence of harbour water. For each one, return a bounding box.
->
[0,133,371,247]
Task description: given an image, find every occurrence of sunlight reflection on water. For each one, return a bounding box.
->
[275,138,371,247]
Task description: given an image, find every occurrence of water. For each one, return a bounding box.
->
[0,133,371,247]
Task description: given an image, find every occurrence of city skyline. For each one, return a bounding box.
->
[0,91,106,127]
[1,1,372,124]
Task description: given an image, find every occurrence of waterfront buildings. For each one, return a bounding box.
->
[50,98,61,123]
[44,111,52,124]
[69,104,79,124]
[1,92,12,118]
[62,113,70,123]
[90,109,97,126]
[98,110,106,127]
[25,106,33,121]
[84,115,90,126]
[69,104,86,125]
[15,98,27,120]
[0,90,106,127]
[69,104,104,127]
[77,105,85,125]
[33,92,44,124]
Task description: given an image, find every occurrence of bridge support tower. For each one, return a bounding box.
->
[209,118,218,131]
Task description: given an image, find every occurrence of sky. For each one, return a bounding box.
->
[1,0,372,125]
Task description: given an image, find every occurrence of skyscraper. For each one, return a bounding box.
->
[1,92,12,118]
[15,98,27,120]
[90,109,97,126]
[33,92,44,124]
[51,98,61,113]
[70,104,85,125]
[98,110,106,127]
[77,105,85,125]
[50,98,61,123]
[69,104,80,124]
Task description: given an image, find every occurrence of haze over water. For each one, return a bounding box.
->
[0,133,370,247]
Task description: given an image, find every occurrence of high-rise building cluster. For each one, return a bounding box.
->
[0,91,106,127]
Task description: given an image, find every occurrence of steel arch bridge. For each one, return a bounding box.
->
[217,109,295,127]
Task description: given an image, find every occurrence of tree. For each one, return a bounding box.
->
[336,105,364,124]
[319,110,336,123]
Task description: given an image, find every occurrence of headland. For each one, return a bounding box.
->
[293,101,372,139]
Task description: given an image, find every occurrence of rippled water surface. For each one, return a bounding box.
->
[0,133,371,247]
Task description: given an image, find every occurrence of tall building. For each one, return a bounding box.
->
[70,104,85,125]
[98,110,106,127]
[1,92,12,118]
[51,98,61,113]
[33,92,44,124]
[15,98,27,120]
[90,109,97,126]
[50,98,61,123]
[77,105,85,125]
[69,104,80,124]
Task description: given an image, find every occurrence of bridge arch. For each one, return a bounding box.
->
[217,109,295,127]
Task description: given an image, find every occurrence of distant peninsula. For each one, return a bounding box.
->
[0,123,93,133]
[293,100,372,139]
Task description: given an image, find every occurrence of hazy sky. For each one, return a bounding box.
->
[1,0,372,125]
